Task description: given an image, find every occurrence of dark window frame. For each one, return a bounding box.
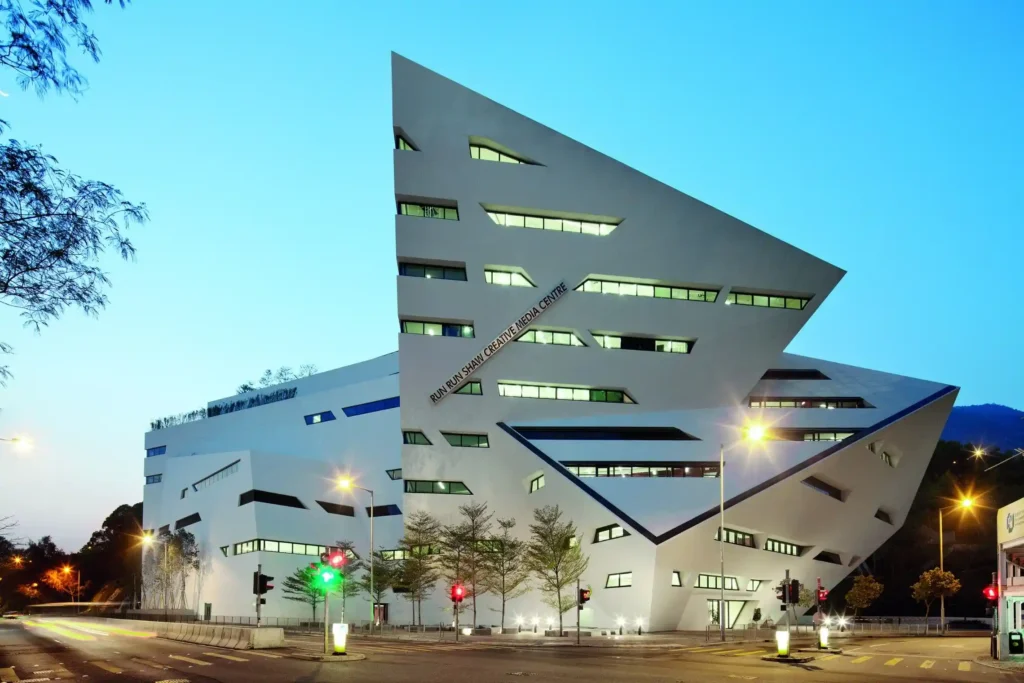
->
[304,411,337,426]
[238,489,307,509]
[516,426,698,441]
[175,513,201,530]
[801,476,845,502]
[398,261,467,281]
[404,480,473,495]
[402,430,432,445]
[343,396,399,417]
[760,369,830,380]
[316,500,356,517]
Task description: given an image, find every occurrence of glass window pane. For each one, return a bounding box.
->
[620,573,632,587]
[488,212,505,225]
[493,271,511,286]
[444,208,459,220]
[506,214,525,227]
[522,385,539,398]
[619,283,637,296]
[637,284,654,297]
[265,540,279,552]
[553,332,571,345]
[499,154,519,164]
[737,293,753,305]
[786,298,802,309]
[754,295,769,307]
[598,530,609,542]
[599,223,615,235]
[655,286,671,299]
[404,321,423,335]
[591,390,606,402]
[606,390,624,403]
[769,296,785,308]
[511,273,531,287]
[536,330,552,344]
[539,386,557,399]
[689,290,706,301]
[424,267,444,279]
[525,216,544,229]
[572,388,589,401]
[563,219,581,233]
[480,148,499,161]
[578,466,596,477]
[671,288,687,299]
[601,281,619,294]
[584,280,601,292]
[581,222,600,235]
[556,388,574,400]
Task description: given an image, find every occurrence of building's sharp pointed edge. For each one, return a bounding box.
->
[499,382,958,546]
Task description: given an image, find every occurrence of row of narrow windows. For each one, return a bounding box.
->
[443,432,489,448]
[396,133,533,165]
[749,397,869,409]
[193,460,240,492]
[486,210,619,236]
[145,474,162,484]
[576,278,719,303]
[497,382,634,404]
[726,291,810,310]
[755,429,858,442]
[401,319,475,338]
[594,334,691,354]
[676,574,762,592]
[398,262,467,281]
[563,462,719,478]
[484,269,533,287]
[398,202,459,221]
[518,329,585,346]
[233,538,333,558]
[404,480,473,495]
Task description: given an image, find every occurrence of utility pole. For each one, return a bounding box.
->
[785,569,792,635]
[323,589,330,655]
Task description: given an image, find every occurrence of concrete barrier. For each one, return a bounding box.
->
[63,618,284,650]
[249,627,285,649]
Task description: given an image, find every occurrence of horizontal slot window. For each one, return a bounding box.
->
[814,551,843,565]
[696,574,739,590]
[238,489,307,509]
[498,382,635,404]
[386,468,402,481]
[399,262,467,281]
[175,513,201,530]
[145,474,162,484]
[514,426,698,441]
[404,480,473,495]
[234,539,329,557]
[749,397,869,409]
[576,278,718,303]
[343,396,400,417]
[563,461,719,478]
[758,428,857,442]
[470,143,530,164]
[455,381,482,395]
[398,202,458,221]
[875,508,893,524]
[486,209,619,236]
[304,411,336,425]
[146,445,166,457]
[402,430,432,445]
[367,504,402,517]
[801,476,845,502]
[594,524,629,543]
[593,333,691,354]
[316,501,355,517]
[516,329,585,347]
[442,432,489,448]
[715,527,755,548]
[484,269,535,287]
[401,320,475,338]
[192,460,241,492]
[605,571,633,588]
[764,538,802,556]
[760,369,830,380]
[726,291,811,310]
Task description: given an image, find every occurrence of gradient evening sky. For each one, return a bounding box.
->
[1,1,1021,549]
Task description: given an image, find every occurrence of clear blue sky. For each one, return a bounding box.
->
[2,1,1021,549]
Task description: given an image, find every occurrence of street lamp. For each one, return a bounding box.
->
[938,497,974,633]
[62,565,81,612]
[337,477,374,635]
[0,436,32,453]
[141,533,169,618]
[717,424,766,641]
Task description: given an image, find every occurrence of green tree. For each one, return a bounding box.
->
[438,517,472,621]
[911,567,961,619]
[525,505,589,633]
[460,502,493,626]
[358,550,399,622]
[480,517,530,630]
[332,540,364,621]
[0,0,146,385]
[399,511,440,626]
[845,574,884,616]
[281,566,324,621]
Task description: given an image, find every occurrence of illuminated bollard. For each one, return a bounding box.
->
[775,629,791,657]
[819,626,829,649]
[332,623,348,655]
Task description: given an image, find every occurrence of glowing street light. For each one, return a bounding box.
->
[972,447,987,460]
[12,556,22,567]
[744,424,767,442]
[1,435,32,453]
[336,476,375,635]
[938,495,977,632]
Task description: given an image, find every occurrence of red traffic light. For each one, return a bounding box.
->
[817,588,829,601]
[984,585,998,600]
[451,584,466,603]
[328,550,346,568]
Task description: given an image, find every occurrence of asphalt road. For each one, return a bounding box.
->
[2,618,1021,683]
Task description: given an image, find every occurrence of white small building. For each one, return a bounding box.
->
[997,498,1024,658]
[142,54,956,632]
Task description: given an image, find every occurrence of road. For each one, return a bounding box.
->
[2,618,1021,682]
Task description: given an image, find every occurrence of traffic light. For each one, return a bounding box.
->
[776,583,787,605]
[451,584,466,604]
[817,588,829,602]
[578,588,591,607]
[789,580,801,605]
[257,572,274,595]
[984,585,998,601]
[327,549,347,569]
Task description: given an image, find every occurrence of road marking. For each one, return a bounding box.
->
[694,648,730,653]
[202,652,248,662]
[245,650,282,658]
[884,658,903,666]
[168,654,212,666]
[732,649,765,657]
[714,649,747,654]
[959,662,972,672]
[850,655,873,664]
[921,660,935,669]
[819,654,840,661]
[90,661,123,673]
[131,657,167,669]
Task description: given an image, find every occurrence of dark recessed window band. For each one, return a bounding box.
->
[760,369,830,380]
[317,501,355,516]
[238,489,307,509]
[175,513,201,530]
[514,426,698,441]
[342,396,400,417]
[366,504,402,517]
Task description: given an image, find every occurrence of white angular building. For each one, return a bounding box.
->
[141,54,957,631]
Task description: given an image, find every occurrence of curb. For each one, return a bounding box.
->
[972,655,1024,673]
[287,652,368,663]
[762,654,815,663]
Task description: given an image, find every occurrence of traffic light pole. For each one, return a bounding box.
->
[455,599,460,643]
[256,563,262,628]
[324,590,330,655]
[576,578,581,646]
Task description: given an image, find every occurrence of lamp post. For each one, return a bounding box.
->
[338,478,374,635]
[938,497,974,633]
[0,436,32,452]
[61,565,80,613]
[142,533,169,619]
[718,423,766,641]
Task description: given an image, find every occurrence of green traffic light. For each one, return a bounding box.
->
[321,571,335,583]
